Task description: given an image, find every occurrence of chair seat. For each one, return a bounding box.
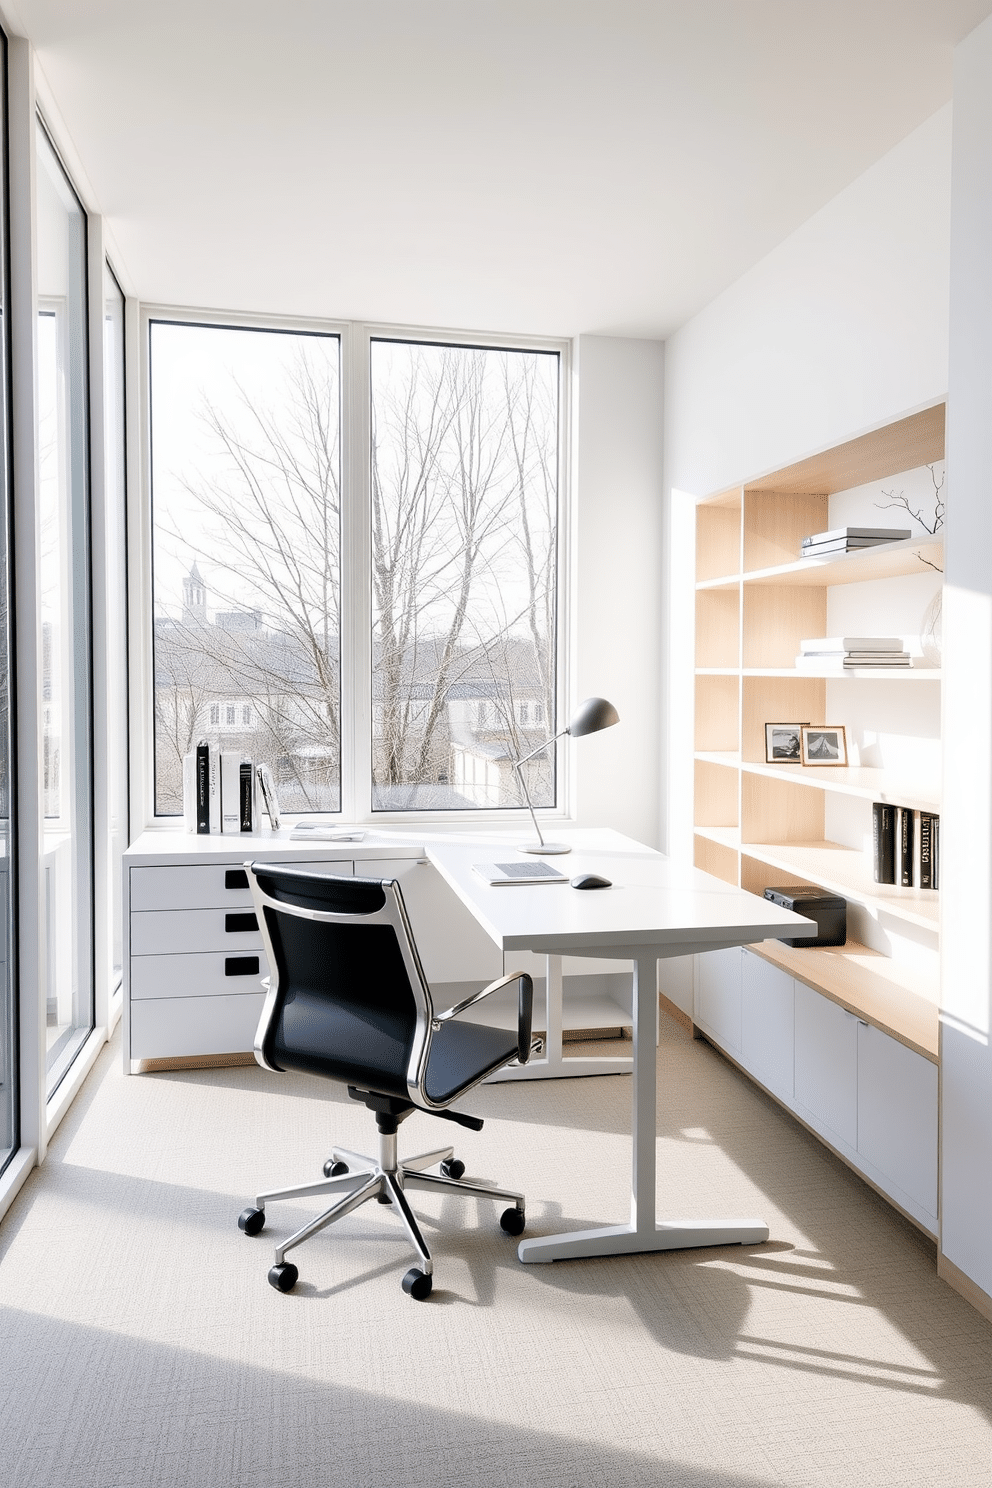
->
[272,993,518,1105]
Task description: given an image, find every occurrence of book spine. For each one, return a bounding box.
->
[873,802,895,884]
[220,751,241,833]
[182,753,196,833]
[240,760,253,832]
[195,742,210,834]
[895,806,914,887]
[919,812,934,889]
[208,750,221,833]
[932,814,939,891]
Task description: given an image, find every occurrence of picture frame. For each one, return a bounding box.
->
[764,722,806,763]
[800,725,848,767]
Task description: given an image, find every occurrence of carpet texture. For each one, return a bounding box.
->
[1,1012,990,1488]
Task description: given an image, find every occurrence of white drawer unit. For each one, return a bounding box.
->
[794,981,859,1149]
[857,1020,938,1221]
[129,992,268,1060]
[741,951,794,1103]
[129,862,257,911]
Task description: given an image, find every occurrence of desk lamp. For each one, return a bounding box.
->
[513,696,619,854]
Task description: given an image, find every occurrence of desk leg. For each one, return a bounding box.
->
[485,953,633,1082]
[517,952,769,1262]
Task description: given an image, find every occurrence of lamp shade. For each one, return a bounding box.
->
[566,696,619,738]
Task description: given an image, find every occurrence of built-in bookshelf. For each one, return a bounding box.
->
[692,403,944,1060]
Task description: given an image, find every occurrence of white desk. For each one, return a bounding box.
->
[426,840,815,1264]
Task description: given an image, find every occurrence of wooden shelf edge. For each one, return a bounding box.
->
[741,667,941,681]
[748,939,938,1062]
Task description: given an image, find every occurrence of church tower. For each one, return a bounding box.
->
[182,562,207,623]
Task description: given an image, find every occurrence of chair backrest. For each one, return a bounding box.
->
[246,862,435,1105]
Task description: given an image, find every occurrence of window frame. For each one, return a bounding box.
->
[135,308,572,831]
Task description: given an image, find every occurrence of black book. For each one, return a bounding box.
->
[896,806,914,888]
[196,741,210,835]
[872,801,895,884]
[239,760,253,833]
[932,814,940,891]
[919,812,936,890]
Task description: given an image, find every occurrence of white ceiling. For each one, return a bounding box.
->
[8,0,992,339]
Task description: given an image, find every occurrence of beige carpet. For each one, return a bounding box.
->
[1,1011,990,1488]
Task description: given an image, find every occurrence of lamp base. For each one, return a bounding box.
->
[519,842,572,855]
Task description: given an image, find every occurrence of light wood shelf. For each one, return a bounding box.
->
[692,405,945,1066]
[748,939,938,1062]
[740,840,939,931]
[737,759,939,813]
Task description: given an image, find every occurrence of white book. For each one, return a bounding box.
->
[208,750,222,833]
[220,750,242,833]
[182,753,197,833]
[800,636,903,652]
[801,527,911,546]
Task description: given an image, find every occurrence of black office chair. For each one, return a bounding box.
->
[237,862,538,1300]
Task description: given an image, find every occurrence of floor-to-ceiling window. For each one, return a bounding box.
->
[104,263,127,988]
[36,121,93,1096]
[0,33,15,1173]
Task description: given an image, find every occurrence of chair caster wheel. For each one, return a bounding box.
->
[268,1263,299,1293]
[323,1159,349,1177]
[238,1207,265,1236]
[402,1267,433,1300]
[440,1157,465,1179]
[500,1207,525,1236]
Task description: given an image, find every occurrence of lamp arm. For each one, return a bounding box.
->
[512,755,546,849]
[513,726,568,769]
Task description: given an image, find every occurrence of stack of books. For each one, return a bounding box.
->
[800,526,911,558]
[796,637,912,670]
[873,802,939,890]
[182,743,261,834]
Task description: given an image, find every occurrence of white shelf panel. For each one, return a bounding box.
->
[741,840,939,932]
[742,667,941,681]
[740,760,940,813]
[742,536,944,588]
[695,751,741,768]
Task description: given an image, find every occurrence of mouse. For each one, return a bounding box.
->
[570,873,612,890]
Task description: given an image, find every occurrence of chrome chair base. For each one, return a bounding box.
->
[248,1128,525,1284]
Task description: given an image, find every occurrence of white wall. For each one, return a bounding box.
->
[939,11,992,1311]
[662,107,952,858]
[571,335,665,847]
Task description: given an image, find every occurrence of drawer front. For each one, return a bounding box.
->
[130,949,268,1000]
[131,907,262,956]
[129,857,355,911]
[129,992,265,1060]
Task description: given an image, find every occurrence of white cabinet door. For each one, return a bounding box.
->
[794,983,858,1149]
[741,952,795,1102]
[362,858,503,985]
[857,1023,938,1221]
[695,947,742,1053]
[129,992,266,1059]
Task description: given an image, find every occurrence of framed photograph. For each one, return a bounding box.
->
[764,722,806,763]
[800,725,848,767]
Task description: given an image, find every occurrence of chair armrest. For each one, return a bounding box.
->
[434,970,535,1066]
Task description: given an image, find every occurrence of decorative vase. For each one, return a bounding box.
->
[921,588,942,667]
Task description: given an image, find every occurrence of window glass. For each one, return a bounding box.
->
[36,122,93,1094]
[370,340,559,811]
[104,262,127,986]
[0,35,15,1171]
[150,321,341,814]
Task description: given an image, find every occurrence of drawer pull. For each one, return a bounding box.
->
[225,956,260,977]
[225,869,249,890]
[225,912,258,934]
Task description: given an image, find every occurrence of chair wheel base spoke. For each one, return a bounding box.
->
[439,1157,465,1180]
[500,1207,525,1237]
[268,1263,299,1293]
[238,1207,265,1236]
[402,1267,433,1300]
